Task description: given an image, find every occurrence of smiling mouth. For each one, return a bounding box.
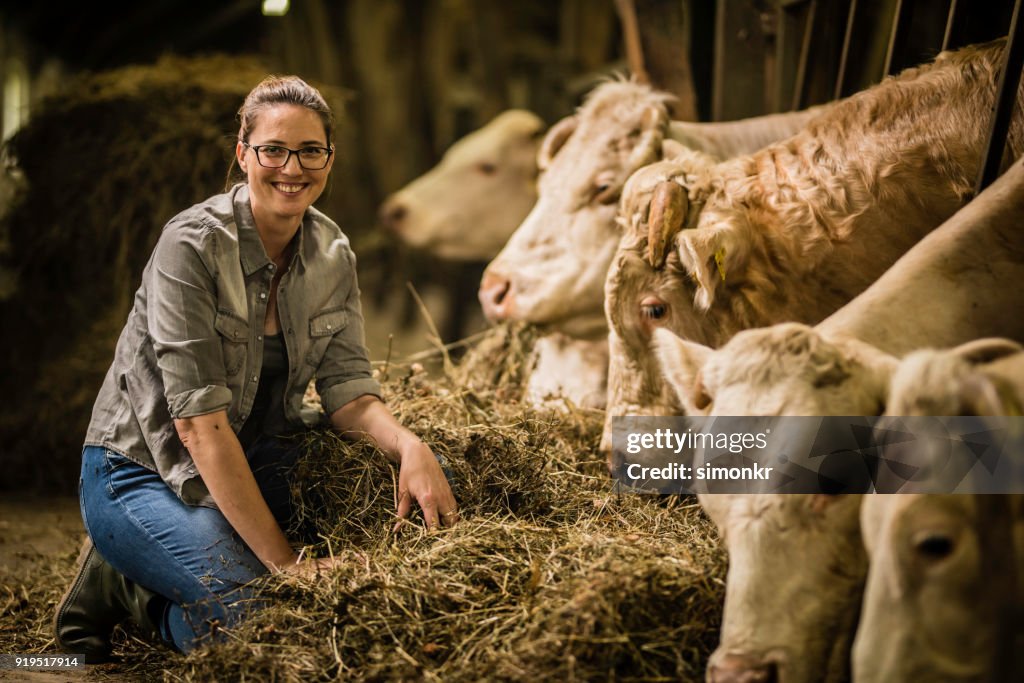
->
[273,182,307,194]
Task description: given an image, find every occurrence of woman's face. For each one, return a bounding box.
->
[236,103,334,226]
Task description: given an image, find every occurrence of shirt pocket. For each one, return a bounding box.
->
[305,307,348,367]
[214,310,249,376]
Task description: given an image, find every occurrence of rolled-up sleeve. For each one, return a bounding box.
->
[147,222,232,418]
[316,249,382,415]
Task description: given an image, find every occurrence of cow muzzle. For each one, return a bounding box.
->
[378,195,407,233]
[708,653,778,683]
[479,272,513,321]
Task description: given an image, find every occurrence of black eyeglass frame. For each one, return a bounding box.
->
[242,142,335,170]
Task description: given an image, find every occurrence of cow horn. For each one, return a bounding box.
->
[647,180,688,268]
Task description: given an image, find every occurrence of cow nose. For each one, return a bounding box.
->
[379,197,407,232]
[708,654,778,683]
[479,271,513,321]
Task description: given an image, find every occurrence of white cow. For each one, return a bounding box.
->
[855,346,1024,682]
[856,493,1022,683]
[476,80,822,407]
[379,110,545,262]
[650,154,1024,683]
[606,39,1023,449]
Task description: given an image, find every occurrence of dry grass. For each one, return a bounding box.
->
[0,330,725,681]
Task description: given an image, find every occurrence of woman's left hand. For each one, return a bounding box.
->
[330,395,460,532]
[394,441,459,531]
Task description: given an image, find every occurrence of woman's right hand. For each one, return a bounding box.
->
[273,554,343,579]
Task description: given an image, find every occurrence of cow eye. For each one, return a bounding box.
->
[915,532,955,560]
[595,183,619,204]
[640,296,667,320]
[477,162,497,175]
[641,303,666,319]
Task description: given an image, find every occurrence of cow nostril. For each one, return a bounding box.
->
[492,280,510,305]
[379,201,407,229]
[478,273,513,320]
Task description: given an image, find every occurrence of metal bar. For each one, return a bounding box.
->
[883,0,903,75]
[883,0,919,76]
[834,0,858,100]
[975,0,1024,194]
[791,0,817,110]
[941,0,960,51]
[774,4,801,111]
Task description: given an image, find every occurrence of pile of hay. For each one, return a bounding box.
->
[0,347,725,681]
[185,362,723,681]
[0,55,344,492]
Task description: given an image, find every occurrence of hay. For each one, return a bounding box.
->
[0,350,724,681]
[170,364,724,682]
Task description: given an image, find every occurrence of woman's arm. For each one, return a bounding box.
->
[175,410,299,570]
[330,395,459,529]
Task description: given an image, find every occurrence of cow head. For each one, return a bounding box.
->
[478,80,675,339]
[854,494,1020,683]
[884,338,1024,417]
[700,492,867,683]
[380,110,544,261]
[601,157,709,451]
[650,324,898,418]
[638,324,897,681]
[601,154,783,452]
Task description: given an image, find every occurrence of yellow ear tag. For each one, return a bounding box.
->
[714,248,727,282]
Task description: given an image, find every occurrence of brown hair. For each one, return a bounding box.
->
[226,75,335,188]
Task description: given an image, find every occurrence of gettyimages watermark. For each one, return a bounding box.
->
[610,416,1024,494]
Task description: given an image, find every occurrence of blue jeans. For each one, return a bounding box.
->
[79,436,299,652]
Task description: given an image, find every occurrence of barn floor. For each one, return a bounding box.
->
[0,493,91,679]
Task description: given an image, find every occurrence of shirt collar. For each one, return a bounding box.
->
[232,183,309,276]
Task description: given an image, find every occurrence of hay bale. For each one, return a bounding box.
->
[0,55,325,492]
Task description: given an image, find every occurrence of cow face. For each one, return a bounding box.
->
[601,156,729,453]
[701,492,867,683]
[478,81,671,338]
[380,110,544,262]
[884,339,1024,417]
[854,494,1020,683]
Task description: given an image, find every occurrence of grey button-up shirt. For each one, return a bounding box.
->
[85,184,381,507]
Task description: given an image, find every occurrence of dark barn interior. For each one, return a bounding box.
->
[0,1,1021,681]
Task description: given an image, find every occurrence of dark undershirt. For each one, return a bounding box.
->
[236,333,288,450]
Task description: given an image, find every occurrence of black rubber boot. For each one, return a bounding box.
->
[53,537,163,663]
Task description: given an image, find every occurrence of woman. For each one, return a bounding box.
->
[54,75,458,660]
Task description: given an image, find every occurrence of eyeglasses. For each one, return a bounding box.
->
[243,142,333,170]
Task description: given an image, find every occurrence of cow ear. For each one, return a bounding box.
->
[661,138,689,160]
[676,220,749,311]
[653,328,713,414]
[626,105,666,173]
[949,338,1023,365]
[538,115,577,171]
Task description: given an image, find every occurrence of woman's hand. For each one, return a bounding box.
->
[330,395,460,532]
[272,554,344,579]
[395,441,459,531]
